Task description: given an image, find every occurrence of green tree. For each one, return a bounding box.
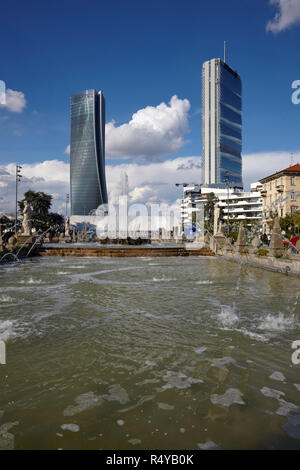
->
[18,190,64,233]
[204,192,218,233]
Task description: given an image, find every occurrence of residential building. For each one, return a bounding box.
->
[70,89,108,216]
[202,58,243,189]
[180,183,262,237]
[259,163,300,233]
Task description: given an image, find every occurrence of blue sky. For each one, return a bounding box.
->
[0,0,300,212]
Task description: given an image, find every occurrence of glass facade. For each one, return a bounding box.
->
[70,89,108,216]
[202,59,243,189]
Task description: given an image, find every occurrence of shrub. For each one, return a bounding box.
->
[258,249,268,257]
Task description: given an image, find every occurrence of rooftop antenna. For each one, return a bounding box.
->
[224,40,226,63]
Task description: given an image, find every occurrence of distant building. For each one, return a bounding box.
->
[259,163,300,233]
[202,58,243,189]
[70,89,108,216]
[180,184,262,236]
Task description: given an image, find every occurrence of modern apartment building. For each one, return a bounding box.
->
[259,163,300,233]
[202,58,243,189]
[180,184,262,237]
[70,89,108,216]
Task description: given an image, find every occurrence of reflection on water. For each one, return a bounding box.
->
[0,256,299,449]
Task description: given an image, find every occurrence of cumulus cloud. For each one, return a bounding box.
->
[0,89,27,113]
[266,0,300,33]
[105,95,190,161]
[1,151,299,215]
[0,160,70,215]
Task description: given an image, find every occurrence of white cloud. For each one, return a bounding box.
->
[1,151,299,215]
[0,160,70,215]
[105,95,191,161]
[0,89,26,113]
[266,0,300,33]
[64,145,70,155]
[64,96,190,161]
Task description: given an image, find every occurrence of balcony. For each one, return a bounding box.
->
[276,184,284,192]
[261,190,267,197]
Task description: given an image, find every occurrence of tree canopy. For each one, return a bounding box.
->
[18,190,64,233]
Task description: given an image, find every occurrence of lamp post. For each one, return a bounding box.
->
[15,165,22,233]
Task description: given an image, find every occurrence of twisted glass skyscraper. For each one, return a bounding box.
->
[70,89,108,216]
[202,58,243,189]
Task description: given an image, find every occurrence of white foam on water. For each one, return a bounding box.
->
[103,385,129,405]
[276,399,299,417]
[61,424,80,432]
[162,371,203,390]
[197,441,221,450]
[117,420,125,426]
[258,313,297,332]
[0,320,15,341]
[217,306,239,327]
[196,280,213,285]
[294,384,300,392]
[261,387,285,400]
[152,277,176,282]
[235,328,268,343]
[211,357,236,372]
[128,438,141,445]
[19,277,42,284]
[0,295,13,303]
[194,346,207,355]
[145,360,158,366]
[63,392,102,417]
[269,371,286,382]
[158,402,174,410]
[211,388,245,407]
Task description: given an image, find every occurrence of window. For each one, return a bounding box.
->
[291,176,295,185]
[291,191,295,200]
[280,208,283,217]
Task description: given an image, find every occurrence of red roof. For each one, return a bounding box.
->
[281,163,300,172]
[259,163,300,182]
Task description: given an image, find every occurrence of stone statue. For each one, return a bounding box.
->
[235,223,247,249]
[22,201,32,236]
[65,216,70,237]
[213,205,220,236]
[269,217,283,256]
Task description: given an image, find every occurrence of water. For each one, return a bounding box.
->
[0,256,299,450]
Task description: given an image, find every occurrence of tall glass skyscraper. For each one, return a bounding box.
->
[70,89,108,216]
[202,58,243,189]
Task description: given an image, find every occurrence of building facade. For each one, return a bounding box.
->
[70,89,108,216]
[180,184,262,237]
[259,164,300,233]
[202,58,243,189]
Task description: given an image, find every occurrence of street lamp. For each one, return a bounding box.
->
[15,165,22,233]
